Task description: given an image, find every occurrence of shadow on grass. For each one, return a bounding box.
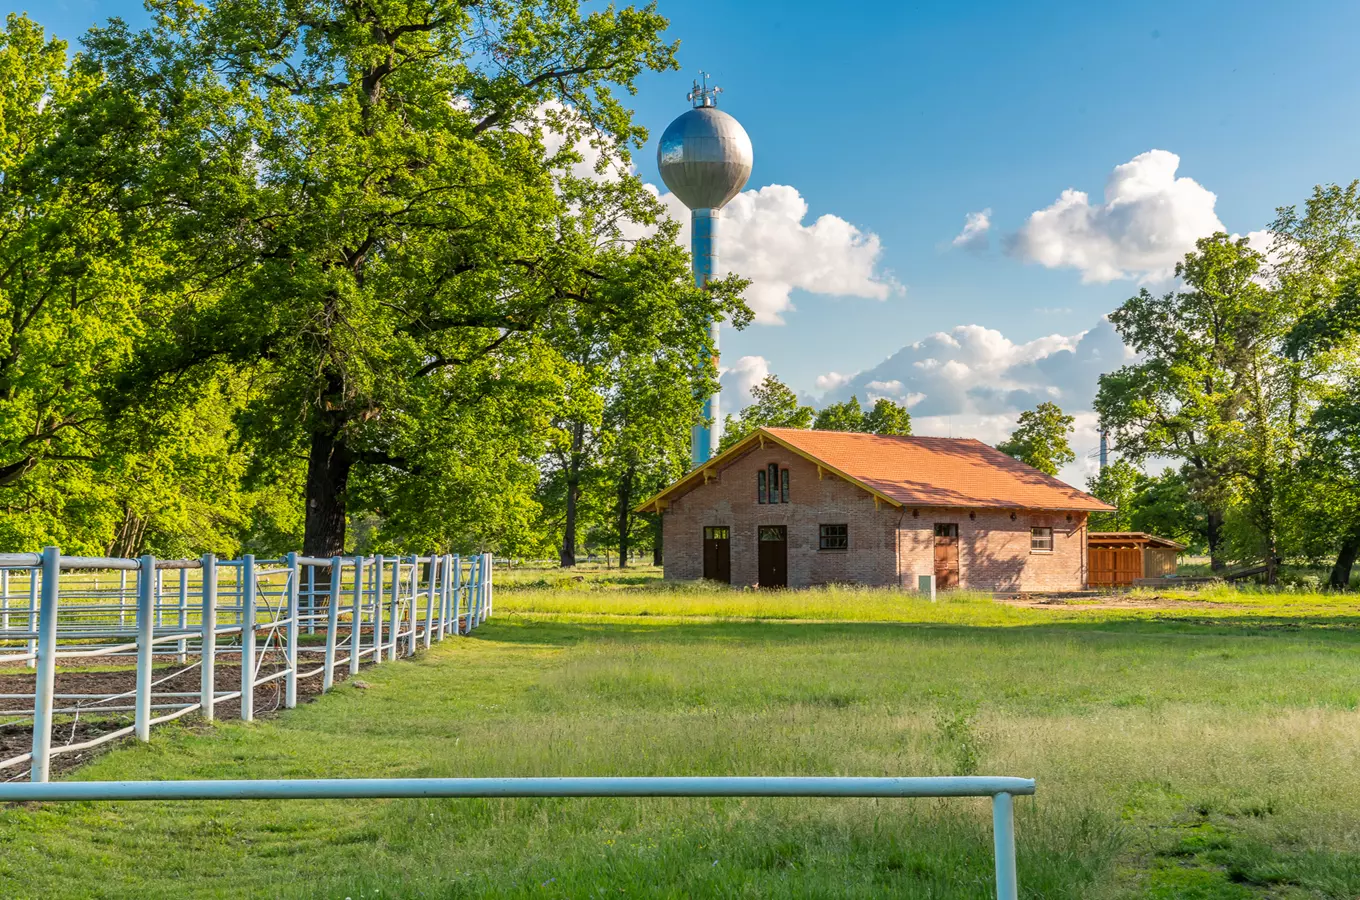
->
[466,613,1360,648]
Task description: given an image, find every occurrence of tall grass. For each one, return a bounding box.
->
[1,580,1358,897]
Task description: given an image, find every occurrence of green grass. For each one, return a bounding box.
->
[3,575,1360,898]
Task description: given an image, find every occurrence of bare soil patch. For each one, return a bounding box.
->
[0,653,362,778]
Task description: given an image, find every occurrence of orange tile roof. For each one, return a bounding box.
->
[636,427,1113,513]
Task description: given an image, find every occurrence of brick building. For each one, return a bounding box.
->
[635,427,1112,591]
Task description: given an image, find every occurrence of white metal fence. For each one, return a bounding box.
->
[0,775,1032,900]
[0,547,493,782]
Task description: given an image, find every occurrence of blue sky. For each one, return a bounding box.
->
[16,0,1360,480]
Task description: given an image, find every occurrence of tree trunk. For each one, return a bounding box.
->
[303,425,353,558]
[652,513,662,566]
[559,423,585,568]
[1330,531,1360,590]
[1207,509,1225,571]
[616,465,634,569]
[559,469,578,567]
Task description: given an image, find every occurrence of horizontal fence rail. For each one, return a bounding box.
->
[0,776,1034,900]
[0,547,494,782]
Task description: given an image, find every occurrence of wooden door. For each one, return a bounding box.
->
[757,525,787,588]
[1090,547,1141,586]
[702,526,731,583]
[934,523,959,588]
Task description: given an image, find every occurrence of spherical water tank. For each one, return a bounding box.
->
[656,106,753,210]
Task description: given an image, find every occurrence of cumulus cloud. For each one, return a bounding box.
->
[950,208,992,250]
[719,355,771,411]
[657,185,900,324]
[536,104,900,325]
[1009,150,1224,283]
[815,371,852,392]
[819,319,1134,486]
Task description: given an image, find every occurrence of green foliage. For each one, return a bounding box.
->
[996,402,1075,476]
[717,374,815,452]
[1086,459,1142,531]
[812,395,865,431]
[863,396,913,435]
[811,395,913,435]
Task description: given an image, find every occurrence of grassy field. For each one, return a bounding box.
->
[2,569,1359,898]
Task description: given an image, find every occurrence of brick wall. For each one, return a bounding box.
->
[661,445,1089,592]
[661,443,900,587]
[897,508,1087,592]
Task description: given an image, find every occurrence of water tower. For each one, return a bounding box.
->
[657,72,753,466]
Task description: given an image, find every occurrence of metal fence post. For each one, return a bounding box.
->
[350,557,364,676]
[25,569,37,669]
[306,562,316,636]
[177,569,188,664]
[372,554,384,666]
[241,554,256,722]
[486,552,493,619]
[388,557,401,662]
[285,552,300,709]
[119,568,127,628]
[424,555,437,650]
[135,554,156,741]
[29,547,61,783]
[201,553,217,721]
[992,792,1018,900]
[323,556,341,691]
[451,555,462,635]
[2,568,9,630]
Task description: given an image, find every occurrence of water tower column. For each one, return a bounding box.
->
[692,207,721,466]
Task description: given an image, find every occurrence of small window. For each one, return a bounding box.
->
[819,524,848,550]
[934,523,958,538]
[704,526,730,540]
[757,469,767,504]
[759,526,785,542]
[1031,526,1053,552]
[767,464,780,503]
[781,468,790,503]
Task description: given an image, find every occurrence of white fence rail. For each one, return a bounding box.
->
[0,775,1032,900]
[0,547,494,781]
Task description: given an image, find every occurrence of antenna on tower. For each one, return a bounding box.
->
[687,71,723,108]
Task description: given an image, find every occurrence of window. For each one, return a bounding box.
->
[704,526,730,541]
[757,464,790,504]
[934,523,958,538]
[819,524,848,550]
[759,526,785,541]
[1031,526,1053,552]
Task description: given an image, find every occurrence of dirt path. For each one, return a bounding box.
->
[994,593,1254,612]
[0,653,359,778]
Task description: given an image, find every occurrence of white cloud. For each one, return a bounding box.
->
[536,105,899,326]
[719,355,771,411]
[950,208,992,250]
[657,185,900,324]
[815,371,852,392]
[1009,150,1224,283]
[818,319,1135,486]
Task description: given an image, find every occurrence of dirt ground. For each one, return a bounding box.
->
[994,592,1252,611]
[0,651,364,779]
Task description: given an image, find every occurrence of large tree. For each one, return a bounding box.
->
[1095,235,1282,572]
[996,402,1075,477]
[717,374,815,452]
[84,0,739,556]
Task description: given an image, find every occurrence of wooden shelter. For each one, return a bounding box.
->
[1087,532,1185,586]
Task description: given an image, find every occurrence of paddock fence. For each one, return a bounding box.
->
[0,547,493,782]
[0,775,1032,900]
